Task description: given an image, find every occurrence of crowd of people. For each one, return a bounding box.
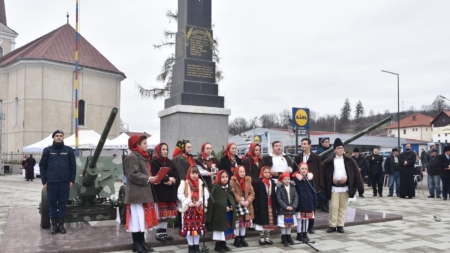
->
[37,129,450,253]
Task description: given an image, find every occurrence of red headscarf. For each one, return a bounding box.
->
[224,143,236,160]
[128,135,150,161]
[278,172,290,182]
[214,170,229,186]
[298,162,309,173]
[201,142,211,160]
[186,166,200,201]
[246,143,262,165]
[260,166,272,189]
[234,165,246,192]
[172,139,196,167]
[153,143,168,163]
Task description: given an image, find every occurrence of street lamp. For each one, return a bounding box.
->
[382,70,400,150]
[440,95,450,102]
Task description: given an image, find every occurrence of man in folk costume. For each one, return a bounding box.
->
[439,146,450,200]
[294,138,325,233]
[398,144,416,198]
[263,141,293,179]
[177,166,209,253]
[230,165,255,247]
[322,138,364,233]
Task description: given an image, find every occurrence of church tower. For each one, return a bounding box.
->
[0,0,18,57]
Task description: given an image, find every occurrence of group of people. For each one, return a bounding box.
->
[21,154,36,181]
[122,136,364,253]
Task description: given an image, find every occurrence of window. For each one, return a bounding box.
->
[389,130,392,135]
[426,128,428,131]
[438,134,441,137]
[412,128,415,132]
[403,129,406,134]
[14,97,18,125]
[78,100,85,126]
[446,134,448,137]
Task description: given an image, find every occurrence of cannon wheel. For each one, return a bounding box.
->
[40,188,50,229]
[118,185,126,224]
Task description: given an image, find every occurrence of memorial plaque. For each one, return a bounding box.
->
[165,0,223,109]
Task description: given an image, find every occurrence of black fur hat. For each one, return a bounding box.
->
[334,138,344,149]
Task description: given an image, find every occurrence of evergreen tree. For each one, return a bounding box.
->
[354,100,365,119]
[340,98,352,125]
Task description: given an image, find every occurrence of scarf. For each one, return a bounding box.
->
[260,166,272,189]
[201,142,211,161]
[246,143,262,165]
[214,170,229,186]
[186,167,200,201]
[153,143,168,163]
[128,135,150,161]
[224,143,236,160]
[234,165,246,192]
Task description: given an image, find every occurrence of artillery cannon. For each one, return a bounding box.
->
[39,108,125,228]
[318,116,394,158]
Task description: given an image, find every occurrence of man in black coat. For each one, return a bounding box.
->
[439,146,450,200]
[368,149,384,197]
[427,149,441,198]
[398,144,416,198]
[351,147,367,197]
[25,154,36,181]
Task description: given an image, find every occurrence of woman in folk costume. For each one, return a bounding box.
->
[150,143,180,242]
[177,166,209,253]
[124,135,159,253]
[253,166,278,245]
[276,172,298,247]
[292,162,317,243]
[242,143,265,190]
[172,139,196,181]
[194,142,219,189]
[219,143,243,179]
[230,165,255,247]
[206,170,237,252]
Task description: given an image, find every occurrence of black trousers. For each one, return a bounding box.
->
[442,178,450,198]
[371,174,384,196]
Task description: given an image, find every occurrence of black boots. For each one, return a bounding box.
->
[155,228,166,241]
[240,236,248,247]
[188,245,195,253]
[281,234,288,247]
[296,232,303,241]
[132,233,147,253]
[233,236,241,247]
[50,218,58,234]
[286,234,294,245]
[58,217,66,234]
[214,241,225,252]
[222,241,230,251]
[302,232,310,243]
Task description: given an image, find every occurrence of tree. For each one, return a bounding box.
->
[431,95,450,113]
[340,98,352,129]
[137,10,224,99]
[354,100,364,119]
[278,109,292,128]
[259,114,278,128]
[228,117,249,135]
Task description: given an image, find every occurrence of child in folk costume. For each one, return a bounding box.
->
[292,162,317,243]
[206,170,237,252]
[230,165,255,247]
[253,166,278,245]
[177,166,209,253]
[276,172,298,247]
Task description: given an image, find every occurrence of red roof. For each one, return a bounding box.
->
[385,113,433,129]
[0,23,125,77]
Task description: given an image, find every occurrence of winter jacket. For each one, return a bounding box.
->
[123,151,155,204]
[39,141,76,185]
[439,154,450,179]
[293,173,317,212]
[150,158,180,203]
[262,154,294,176]
[317,146,332,160]
[219,155,243,179]
[352,155,368,172]
[242,156,265,188]
[384,155,399,175]
[172,154,191,181]
[294,152,323,191]
[275,181,298,215]
[428,155,440,176]
[206,184,237,232]
[253,179,278,225]
[322,155,364,200]
[230,176,255,220]
[368,154,384,175]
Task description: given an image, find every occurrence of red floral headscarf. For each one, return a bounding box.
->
[234,165,246,192]
[224,143,236,160]
[153,143,168,162]
[186,166,199,201]
[214,170,229,186]
[201,142,211,160]
[246,143,262,165]
[128,135,150,161]
[260,166,272,188]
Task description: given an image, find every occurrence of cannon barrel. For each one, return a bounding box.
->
[83,108,118,186]
[318,116,393,158]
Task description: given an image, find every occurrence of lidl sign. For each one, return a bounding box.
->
[292,108,309,128]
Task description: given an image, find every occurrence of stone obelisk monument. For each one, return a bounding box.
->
[159,0,230,155]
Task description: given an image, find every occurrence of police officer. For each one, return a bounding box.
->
[39,130,76,234]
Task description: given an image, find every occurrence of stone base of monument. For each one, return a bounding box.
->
[0,207,402,253]
[158,105,231,155]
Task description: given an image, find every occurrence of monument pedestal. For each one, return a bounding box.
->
[158,105,230,156]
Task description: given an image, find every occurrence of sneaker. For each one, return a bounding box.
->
[387,194,393,197]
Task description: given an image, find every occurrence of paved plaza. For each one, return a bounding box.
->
[0,172,448,253]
